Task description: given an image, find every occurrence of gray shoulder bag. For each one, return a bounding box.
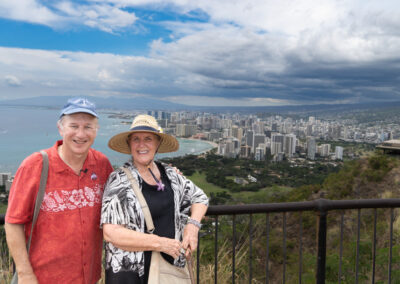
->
[121,167,195,284]
[11,150,49,284]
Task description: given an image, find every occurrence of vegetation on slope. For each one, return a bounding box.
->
[164,151,400,283]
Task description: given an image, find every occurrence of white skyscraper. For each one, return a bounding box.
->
[0,173,11,186]
[255,146,266,161]
[271,133,284,155]
[320,144,331,157]
[307,137,316,160]
[176,124,197,137]
[335,146,343,160]
[283,134,296,158]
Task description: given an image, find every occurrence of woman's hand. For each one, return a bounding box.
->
[158,237,183,259]
[182,224,200,258]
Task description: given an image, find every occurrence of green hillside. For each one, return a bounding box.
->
[164,152,400,283]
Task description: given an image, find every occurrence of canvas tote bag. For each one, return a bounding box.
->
[121,167,194,284]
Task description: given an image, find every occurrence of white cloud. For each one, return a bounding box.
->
[5,75,22,87]
[1,0,400,105]
[55,1,138,32]
[0,0,137,32]
[0,47,184,100]
[143,0,400,103]
[0,0,60,27]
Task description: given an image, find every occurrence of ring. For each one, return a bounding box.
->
[180,248,186,254]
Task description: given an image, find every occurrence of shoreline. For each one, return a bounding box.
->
[182,137,218,154]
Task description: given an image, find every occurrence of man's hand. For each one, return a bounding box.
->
[18,272,39,284]
[170,164,183,175]
[5,223,38,284]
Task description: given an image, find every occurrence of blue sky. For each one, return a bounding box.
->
[0,0,399,106]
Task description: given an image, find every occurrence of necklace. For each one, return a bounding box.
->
[147,164,165,191]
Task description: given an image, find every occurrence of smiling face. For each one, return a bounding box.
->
[129,132,161,168]
[58,112,98,157]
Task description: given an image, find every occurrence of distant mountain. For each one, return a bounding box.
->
[1,96,400,114]
[0,96,187,110]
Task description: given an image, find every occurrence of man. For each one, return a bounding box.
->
[5,98,113,284]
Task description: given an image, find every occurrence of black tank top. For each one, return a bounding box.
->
[105,162,175,284]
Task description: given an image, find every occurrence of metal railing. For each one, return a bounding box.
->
[2,198,400,283]
[203,198,400,283]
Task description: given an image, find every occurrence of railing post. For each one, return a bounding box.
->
[316,199,328,284]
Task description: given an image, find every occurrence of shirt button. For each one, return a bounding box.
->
[82,220,85,224]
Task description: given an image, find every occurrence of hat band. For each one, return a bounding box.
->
[130,126,160,132]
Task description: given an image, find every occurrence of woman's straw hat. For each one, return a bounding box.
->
[108,114,179,154]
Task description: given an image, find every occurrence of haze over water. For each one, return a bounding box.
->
[0,106,213,174]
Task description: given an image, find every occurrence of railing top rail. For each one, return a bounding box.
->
[2,198,400,224]
[206,198,400,216]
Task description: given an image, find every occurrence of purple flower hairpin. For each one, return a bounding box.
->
[148,166,165,191]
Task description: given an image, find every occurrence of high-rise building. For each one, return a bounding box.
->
[271,133,284,155]
[221,119,232,129]
[5,176,14,192]
[0,173,11,186]
[240,145,251,158]
[157,119,168,128]
[176,124,197,137]
[306,125,313,136]
[208,131,222,141]
[335,146,343,160]
[283,134,296,158]
[231,125,239,138]
[329,125,341,139]
[217,139,236,158]
[254,134,266,150]
[307,137,316,160]
[255,146,265,161]
[252,121,265,134]
[246,130,254,150]
[231,126,243,142]
[320,144,331,157]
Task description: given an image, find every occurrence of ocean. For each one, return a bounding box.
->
[0,106,214,174]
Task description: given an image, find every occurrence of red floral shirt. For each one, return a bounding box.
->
[6,140,113,284]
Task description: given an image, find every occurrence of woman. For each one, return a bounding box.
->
[101,114,209,283]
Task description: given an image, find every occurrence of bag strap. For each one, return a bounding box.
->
[121,167,195,284]
[120,167,155,234]
[27,150,49,253]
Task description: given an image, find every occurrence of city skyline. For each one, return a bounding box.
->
[0,0,399,106]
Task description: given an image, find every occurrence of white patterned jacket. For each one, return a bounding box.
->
[100,161,209,276]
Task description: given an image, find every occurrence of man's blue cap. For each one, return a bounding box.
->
[59,97,98,118]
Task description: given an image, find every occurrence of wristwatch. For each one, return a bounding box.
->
[187,217,202,229]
